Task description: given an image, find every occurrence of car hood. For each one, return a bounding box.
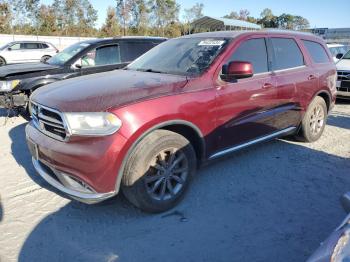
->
[0,62,60,78]
[31,69,189,112]
[336,59,350,71]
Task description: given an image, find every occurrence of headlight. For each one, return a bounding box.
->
[0,80,20,92]
[64,112,122,136]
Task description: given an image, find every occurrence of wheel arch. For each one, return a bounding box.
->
[314,90,332,112]
[0,55,7,64]
[115,120,205,193]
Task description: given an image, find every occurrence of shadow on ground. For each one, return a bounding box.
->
[9,123,349,261]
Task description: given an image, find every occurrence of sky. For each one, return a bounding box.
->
[41,0,349,29]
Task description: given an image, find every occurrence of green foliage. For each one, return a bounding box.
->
[0,1,310,38]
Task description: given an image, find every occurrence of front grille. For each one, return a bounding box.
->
[31,101,68,141]
[337,71,350,93]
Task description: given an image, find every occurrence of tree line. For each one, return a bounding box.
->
[0,1,310,38]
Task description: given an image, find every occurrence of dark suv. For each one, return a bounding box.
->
[26,30,337,213]
[0,37,166,112]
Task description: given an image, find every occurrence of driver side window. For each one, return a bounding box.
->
[228,38,269,74]
[79,45,121,67]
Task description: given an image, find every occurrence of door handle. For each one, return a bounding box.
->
[308,75,317,80]
[262,83,274,89]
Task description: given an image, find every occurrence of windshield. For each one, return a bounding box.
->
[343,50,350,59]
[47,42,91,66]
[0,44,9,51]
[127,38,229,76]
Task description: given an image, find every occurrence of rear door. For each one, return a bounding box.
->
[268,37,311,130]
[213,36,279,153]
[22,42,42,62]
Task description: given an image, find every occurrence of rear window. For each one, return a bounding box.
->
[271,38,304,70]
[23,43,40,49]
[303,40,330,63]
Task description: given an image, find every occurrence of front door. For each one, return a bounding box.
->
[213,37,279,155]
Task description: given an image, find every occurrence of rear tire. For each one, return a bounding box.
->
[0,57,6,66]
[122,130,197,213]
[297,96,327,142]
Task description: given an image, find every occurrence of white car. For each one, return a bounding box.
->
[336,50,350,98]
[0,41,58,66]
[327,43,350,62]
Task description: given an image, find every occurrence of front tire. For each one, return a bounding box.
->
[0,56,6,66]
[40,55,51,63]
[298,96,328,142]
[122,130,197,213]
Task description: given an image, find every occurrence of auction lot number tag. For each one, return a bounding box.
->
[198,40,226,46]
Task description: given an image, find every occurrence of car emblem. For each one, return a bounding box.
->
[39,120,45,130]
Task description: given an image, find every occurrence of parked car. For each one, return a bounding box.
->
[336,50,350,99]
[26,30,337,213]
[0,41,58,65]
[0,37,166,112]
[327,43,350,62]
[307,192,350,262]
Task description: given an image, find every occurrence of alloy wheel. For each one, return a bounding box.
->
[309,104,325,135]
[144,148,189,201]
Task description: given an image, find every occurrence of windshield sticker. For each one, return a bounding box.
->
[198,40,226,46]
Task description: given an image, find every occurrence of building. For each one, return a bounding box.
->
[190,16,261,32]
[311,28,350,44]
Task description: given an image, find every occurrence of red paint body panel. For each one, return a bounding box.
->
[26,31,337,195]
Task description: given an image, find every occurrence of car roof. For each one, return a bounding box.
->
[327,43,345,47]
[9,40,51,44]
[80,36,167,45]
[181,29,320,40]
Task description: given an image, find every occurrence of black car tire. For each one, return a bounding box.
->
[122,130,196,213]
[0,56,6,66]
[40,55,51,63]
[297,96,328,142]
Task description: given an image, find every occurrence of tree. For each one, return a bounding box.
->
[238,9,249,21]
[258,8,278,28]
[0,0,11,33]
[131,0,149,35]
[116,0,134,35]
[37,4,58,35]
[149,0,180,37]
[100,6,120,37]
[223,11,239,19]
[183,3,204,34]
[293,15,310,30]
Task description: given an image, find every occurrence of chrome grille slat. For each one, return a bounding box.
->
[337,71,350,93]
[30,101,68,141]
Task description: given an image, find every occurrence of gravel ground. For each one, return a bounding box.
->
[0,102,350,262]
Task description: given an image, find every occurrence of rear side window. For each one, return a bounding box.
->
[303,40,330,63]
[271,38,304,70]
[41,43,49,49]
[23,43,40,49]
[121,41,158,62]
[229,38,269,74]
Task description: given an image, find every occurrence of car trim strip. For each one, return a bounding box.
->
[209,126,297,160]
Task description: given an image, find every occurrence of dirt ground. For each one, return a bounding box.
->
[0,101,349,262]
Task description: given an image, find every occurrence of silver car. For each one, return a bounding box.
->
[0,41,58,66]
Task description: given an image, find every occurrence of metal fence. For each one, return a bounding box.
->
[0,34,97,51]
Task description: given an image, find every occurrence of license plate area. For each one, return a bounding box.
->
[27,137,38,160]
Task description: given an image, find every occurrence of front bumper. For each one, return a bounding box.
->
[25,121,128,203]
[32,158,115,204]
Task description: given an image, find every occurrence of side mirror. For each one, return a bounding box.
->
[72,59,82,69]
[341,192,350,213]
[7,47,11,51]
[221,61,253,82]
[336,53,344,60]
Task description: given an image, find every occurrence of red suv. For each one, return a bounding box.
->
[26,31,337,213]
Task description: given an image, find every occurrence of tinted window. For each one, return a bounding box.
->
[271,38,304,70]
[303,40,329,63]
[80,45,121,67]
[24,43,40,49]
[229,38,268,74]
[121,41,157,62]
